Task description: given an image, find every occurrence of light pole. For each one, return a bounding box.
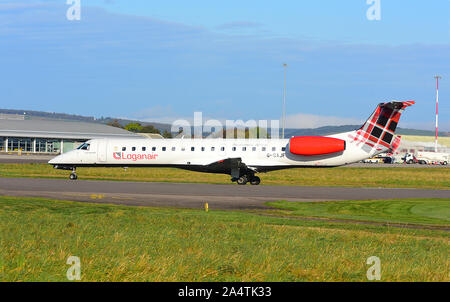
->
[282,63,287,139]
[434,75,441,152]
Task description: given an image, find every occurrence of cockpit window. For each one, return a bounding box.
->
[77,143,90,150]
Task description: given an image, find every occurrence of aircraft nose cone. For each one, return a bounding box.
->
[48,154,62,164]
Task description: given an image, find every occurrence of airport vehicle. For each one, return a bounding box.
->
[403,153,418,164]
[363,157,383,164]
[416,151,449,165]
[49,101,414,185]
[390,154,405,164]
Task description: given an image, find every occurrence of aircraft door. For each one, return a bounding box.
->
[97,139,107,162]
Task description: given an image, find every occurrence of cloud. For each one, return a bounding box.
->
[0,1,448,131]
[0,1,50,11]
[285,113,362,129]
[216,21,263,30]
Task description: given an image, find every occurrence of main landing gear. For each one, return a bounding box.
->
[233,174,261,185]
[69,167,78,180]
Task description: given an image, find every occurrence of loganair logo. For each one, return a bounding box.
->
[113,152,158,161]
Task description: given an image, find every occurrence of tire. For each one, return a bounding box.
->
[237,176,248,185]
[407,160,413,164]
[443,161,448,165]
[250,176,261,185]
[69,173,77,180]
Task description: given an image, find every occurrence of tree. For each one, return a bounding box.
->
[140,125,160,134]
[107,119,123,128]
[162,130,173,138]
[124,122,143,133]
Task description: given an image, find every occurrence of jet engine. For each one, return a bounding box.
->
[289,136,345,156]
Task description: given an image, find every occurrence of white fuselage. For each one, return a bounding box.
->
[49,131,374,171]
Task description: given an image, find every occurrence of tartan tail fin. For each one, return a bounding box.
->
[351,101,414,154]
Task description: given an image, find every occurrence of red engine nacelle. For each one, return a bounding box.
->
[289,136,346,156]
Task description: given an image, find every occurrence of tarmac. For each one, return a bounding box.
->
[0,177,448,210]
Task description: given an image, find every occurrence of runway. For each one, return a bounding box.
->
[0,177,448,210]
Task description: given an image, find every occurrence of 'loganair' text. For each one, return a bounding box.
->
[113,152,158,161]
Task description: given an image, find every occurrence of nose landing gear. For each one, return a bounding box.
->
[69,168,77,180]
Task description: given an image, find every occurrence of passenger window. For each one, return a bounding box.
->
[172,147,176,151]
[221,147,225,151]
[191,147,195,151]
[242,147,246,151]
[122,147,126,151]
[201,147,205,151]
[132,147,136,151]
[81,144,90,151]
[211,147,215,151]
[232,147,236,151]
[142,147,146,151]
[152,147,156,151]
[162,147,166,151]
[272,147,276,151]
[181,147,186,151]
[282,147,286,151]
[262,147,266,151]
[252,147,256,151]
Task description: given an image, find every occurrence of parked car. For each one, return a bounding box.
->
[363,157,383,164]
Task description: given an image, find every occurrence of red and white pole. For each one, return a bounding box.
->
[434,75,441,152]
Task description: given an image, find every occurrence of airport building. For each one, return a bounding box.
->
[0,115,140,154]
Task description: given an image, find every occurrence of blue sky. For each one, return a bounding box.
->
[0,0,449,130]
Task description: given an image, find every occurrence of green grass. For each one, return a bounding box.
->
[1,196,449,281]
[267,199,450,226]
[1,163,449,189]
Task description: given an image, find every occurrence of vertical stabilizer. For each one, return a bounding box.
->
[348,101,414,154]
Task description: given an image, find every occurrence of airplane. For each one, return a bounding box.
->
[49,100,414,185]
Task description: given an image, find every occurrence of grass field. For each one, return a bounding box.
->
[0,163,449,189]
[267,199,450,226]
[1,196,449,282]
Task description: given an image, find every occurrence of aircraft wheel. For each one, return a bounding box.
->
[69,173,78,180]
[237,176,248,185]
[250,176,261,185]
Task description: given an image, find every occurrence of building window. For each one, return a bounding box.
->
[8,137,33,152]
[35,139,61,153]
[282,147,286,151]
